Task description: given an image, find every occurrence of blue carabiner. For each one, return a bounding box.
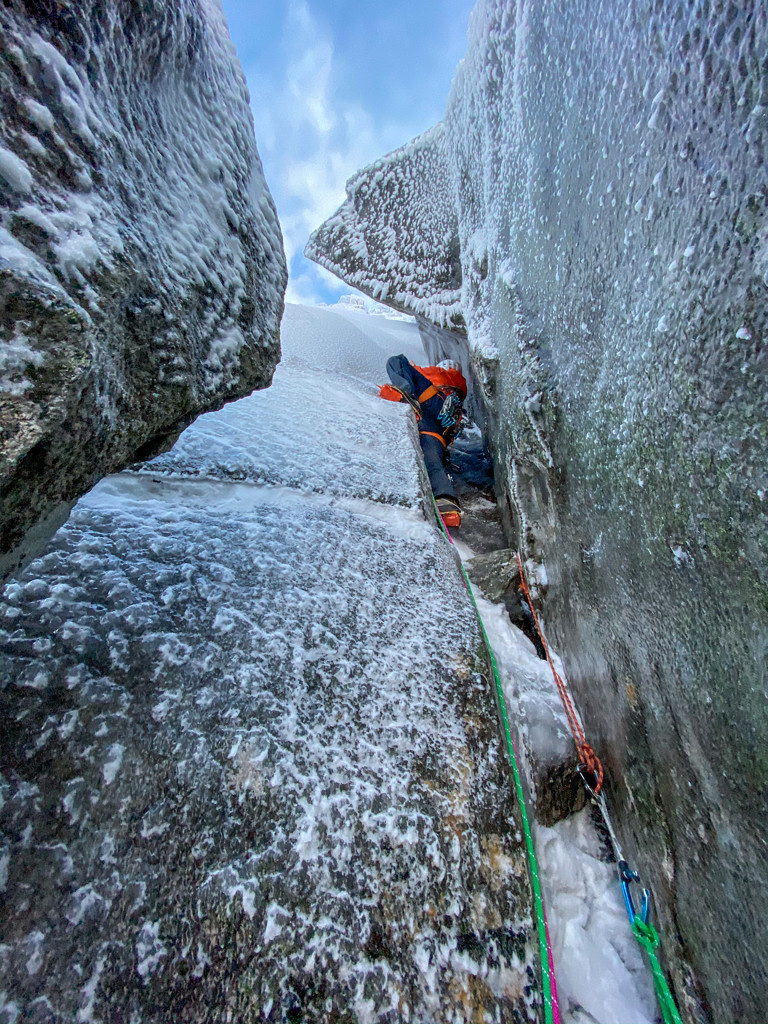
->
[619,860,651,925]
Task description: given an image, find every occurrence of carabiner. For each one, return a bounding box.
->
[576,762,600,798]
[619,859,651,925]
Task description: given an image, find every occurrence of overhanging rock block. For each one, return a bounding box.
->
[0,0,286,577]
[305,124,464,330]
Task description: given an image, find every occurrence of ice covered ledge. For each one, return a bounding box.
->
[0,305,545,1021]
[0,0,286,578]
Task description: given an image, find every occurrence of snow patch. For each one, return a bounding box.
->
[462,570,656,1024]
[0,147,33,194]
[135,921,166,980]
[101,743,124,785]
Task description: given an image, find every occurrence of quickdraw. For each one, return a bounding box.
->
[436,495,684,1024]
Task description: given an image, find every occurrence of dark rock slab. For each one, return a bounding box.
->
[0,0,286,577]
[0,359,543,1022]
[466,549,520,605]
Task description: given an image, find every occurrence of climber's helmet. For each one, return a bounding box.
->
[437,359,461,373]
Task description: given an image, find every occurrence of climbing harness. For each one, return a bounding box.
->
[433,499,560,1024]
[419,430,446,446]
[513,552,683,1024]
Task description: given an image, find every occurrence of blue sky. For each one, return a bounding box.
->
[220,0,474,304]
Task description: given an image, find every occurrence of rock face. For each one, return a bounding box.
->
[306,2,768,1020]
[0,307,543,1022]
[307,125,463,329]
[0,0,286,578]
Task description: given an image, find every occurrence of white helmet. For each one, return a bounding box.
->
[437,359,461,372]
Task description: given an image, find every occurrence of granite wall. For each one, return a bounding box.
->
[0,0,286,576]
[307,2,768,1019]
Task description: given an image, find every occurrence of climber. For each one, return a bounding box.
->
[379,354,467,527]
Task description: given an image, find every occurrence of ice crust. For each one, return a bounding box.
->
[0,306,542,1021]
[0,0,286,571]
[140,303,426,504]
[306,125,464,329]
[138,360,424,507]
[471,587,656,1024]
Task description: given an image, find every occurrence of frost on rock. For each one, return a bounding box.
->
[470,587,585,827]
[138,304,427,506]
[0,306,543,1022]
[306,2,768,1019]
[0,0,286,577]
[305,125,464,329]
[471,581,656,1024]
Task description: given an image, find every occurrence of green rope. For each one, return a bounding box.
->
[432,501,556,1024]
[631,918,683,1024]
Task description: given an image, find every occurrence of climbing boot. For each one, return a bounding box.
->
[436,496,462,528]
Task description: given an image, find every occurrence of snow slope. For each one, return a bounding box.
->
[281,301,424,379]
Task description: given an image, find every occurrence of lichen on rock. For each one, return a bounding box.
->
[0,0,286,577]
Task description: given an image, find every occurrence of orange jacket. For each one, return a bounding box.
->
[379,364,467,403]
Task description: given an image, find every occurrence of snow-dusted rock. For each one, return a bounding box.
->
[0,0,286,577]
[0,306,543,1022]
[307,2,768,1019]
[306,125,463,329]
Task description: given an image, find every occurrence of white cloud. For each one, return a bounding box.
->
[245,0,425,305]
